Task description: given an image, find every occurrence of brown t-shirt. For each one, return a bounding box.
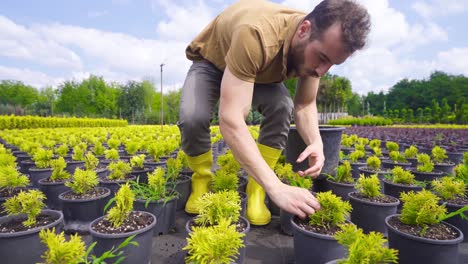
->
[186,0,305,84]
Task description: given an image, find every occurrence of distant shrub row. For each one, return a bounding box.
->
[0,115,127,130]
[328,116,393,126]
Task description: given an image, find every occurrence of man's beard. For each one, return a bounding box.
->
[288,41,318,78]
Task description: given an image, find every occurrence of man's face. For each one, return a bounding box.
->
[290,22,352,78]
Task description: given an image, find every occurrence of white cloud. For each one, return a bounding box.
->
[435,48,468,75]
[0,65,63,88]
[0,16,83,69]
[153,0,218,42]
[412,0,468,18]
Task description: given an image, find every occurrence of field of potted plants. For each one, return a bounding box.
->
[0,121,467,263]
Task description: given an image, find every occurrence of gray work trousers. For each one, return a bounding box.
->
[177,60,294,156]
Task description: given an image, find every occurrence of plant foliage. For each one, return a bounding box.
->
[65,168,99,194]
[106,183,135,227]
[308,191,352,229]
[195,190,241,226]
[3,189,46,227]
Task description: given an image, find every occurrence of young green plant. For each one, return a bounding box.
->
[3,189,46,227]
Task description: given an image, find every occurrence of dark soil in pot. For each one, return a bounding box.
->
[348,192,399,236]
[385,214,463,264]
[89,211,156,264]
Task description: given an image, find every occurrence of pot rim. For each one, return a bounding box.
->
[0,209,63,238]
[89,211,157,239]
[59,187,111,202]
[385,214,464,245]
[185,215,251,235]
[348,191,400,207]
[290,216,339,241]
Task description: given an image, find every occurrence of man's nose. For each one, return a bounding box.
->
[316,62,333,77]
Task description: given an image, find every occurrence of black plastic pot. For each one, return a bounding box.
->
[38,178,69,210]
[406,157,418,167]
[28,167,53,188]
[89,211,156,264]
[434,162,455,175]
[237,175,248,194]
[444,202,468,243]
[239,191,248,218]
[133,196,178,236]
[173,174,191,211]
[291,216,346,264]
[348,192,399,236]
[381,160,412,170]
[447,152,464,165]
[95,167,108,178]
[385,214,463,264]
[59,187,111,233]
[286,126,345,191]
[65,160,85,174]
[0,209,64,264]
[323,179,355,201]
[99,175,137,196]
[20,159,35,174]
[411,169,444,184]
[382,179,423,210]
[280,209,294,236]
[185,216,250,264]
[131,167,154,184]
[349,161,366,179]
[358,167,391,191]
[143,159,167,170]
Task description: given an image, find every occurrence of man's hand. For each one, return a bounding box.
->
[296,141,325,178]
[268,182,320,219]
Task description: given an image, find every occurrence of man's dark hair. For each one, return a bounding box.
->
[304,0,371,53]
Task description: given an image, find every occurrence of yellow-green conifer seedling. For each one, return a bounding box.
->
[355,174,382,198]
[65,168,99,194]
[106,183,135,227]
[3,189,46,227]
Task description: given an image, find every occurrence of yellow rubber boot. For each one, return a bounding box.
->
[185,150,213,214]
[246,143,282,225]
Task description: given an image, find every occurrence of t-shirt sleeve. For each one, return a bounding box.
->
[225,25,265,83]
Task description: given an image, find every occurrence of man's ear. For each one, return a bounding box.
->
[297,20,312,39]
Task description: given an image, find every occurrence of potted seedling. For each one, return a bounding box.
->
[53,143,70,159]
[107,137,121,151]
[382,150,412,170]
[100,149,120,167]
[132,167,178,235]
[91,141,106,162]
[368,139,382,151]
[177,150,193,177]
[384,141,399,156]
[290,191,352,264]
[217,150,245,192]
[325,161,355,201]
[0,190,64,264]
[18,142,40,174]
[358,156,391,190]
[38,157,71,210]
[39,227,139,264]
[326,223,398,264]
[404,145,419,167]
[184,218,246,264]
[89,183,156,264]
[347,150,366,179]
[59,168,111,233]
[123,140,140,158]
[166,157,191,211]
[99,160,135,195]
[211,167,247,217]
[0,166,30,216]
[431,146,456,174]
[431,176,468,242]
[129,154,153,184]
[385,190,466,264]
[340,135,354,155]
[411,153,444,184]
[29,148,54,188]
[143,142,166,170]
[84,152,108,178]
[0,152,16,168]
[454,153,468,185]
[382,166,424,211]
[348,174,399,236]
[185,190,249,264]
[67,144,86,174]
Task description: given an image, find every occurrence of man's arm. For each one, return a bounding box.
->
[219,66,320,219]
[293,76,325,178]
